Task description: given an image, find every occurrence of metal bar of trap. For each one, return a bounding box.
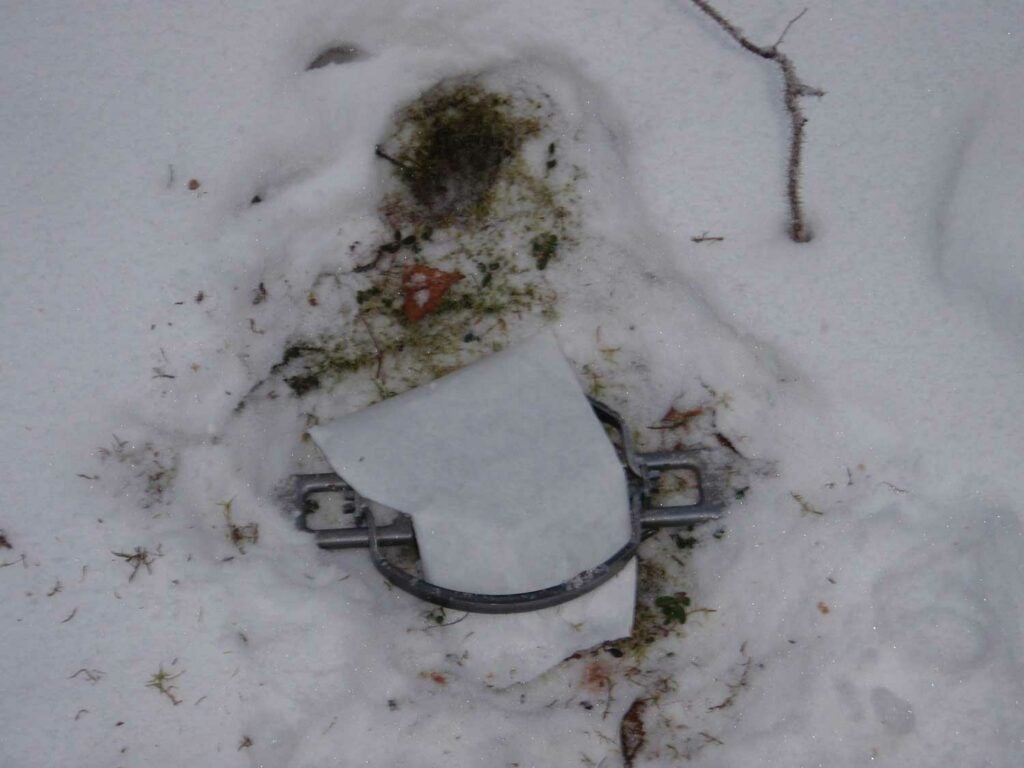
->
[307,504,721,549]
[293,399,723,613]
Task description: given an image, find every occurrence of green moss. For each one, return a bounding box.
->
[389,82,540,222]
[655,593,690,625]
[531,232,558,270]
[610,604,661,660]
[284,372,321,396]
[356,286,381,305]
[672,534,698,550]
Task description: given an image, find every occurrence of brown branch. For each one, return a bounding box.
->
[689,1,824,242]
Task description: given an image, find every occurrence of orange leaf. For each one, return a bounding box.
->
[402,265,463,323]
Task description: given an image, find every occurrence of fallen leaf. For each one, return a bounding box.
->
[620,698,647,766]
[402,265,463,323]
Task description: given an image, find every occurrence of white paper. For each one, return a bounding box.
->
[310,331,631,593]
[310,331,636,682]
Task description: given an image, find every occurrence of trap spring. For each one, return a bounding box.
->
[293,399,722,613]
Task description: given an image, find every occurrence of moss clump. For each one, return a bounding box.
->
[274,339,379,396]
[284,372,321,396]
[388,83,540,221]
[654,593,690,625]
[531,232,558,270]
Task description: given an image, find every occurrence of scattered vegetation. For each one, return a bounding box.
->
[672,534,697,550]
[708,643,752,711]
[654,593,691,625]
[69,668,105,684]
[691,231,725,243]
[218,499,259,554]
[113,546,160,581]
[146,665,183,705]
[97,436,178,507]
[0,553,26,569]
[244,77,581,407]
[417,670,449,686]
[307,43,363,70]
[792,491,823,516]
[608,544,703,660]
[419,606,468,629]
[530,232,558,270]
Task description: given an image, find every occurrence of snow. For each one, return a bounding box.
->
[2,1,1023,766]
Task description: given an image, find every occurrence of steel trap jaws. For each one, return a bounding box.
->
[293,399,723,614]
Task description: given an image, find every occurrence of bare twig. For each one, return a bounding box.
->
[415,612,469,631]
[708,643,751,710]
[359,316,386,383]
[791,491,823,516]
[880,481,909,494]
[774,7,808,48]
[689,1,823,242]
[691,232,725,243]
[69,668,105,683]
[219,499,259,554]
[374,144,413,174]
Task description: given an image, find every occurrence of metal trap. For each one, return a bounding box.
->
[293,398,722,614]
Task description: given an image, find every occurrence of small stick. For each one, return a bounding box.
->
[374,145,414,174]
[689,1,824,242]
[691,232,725,243]
[359,316,386,383]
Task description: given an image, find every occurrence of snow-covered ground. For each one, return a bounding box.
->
[2,1,1022,765]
